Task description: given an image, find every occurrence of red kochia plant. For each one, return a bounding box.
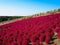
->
[0,13,60,45]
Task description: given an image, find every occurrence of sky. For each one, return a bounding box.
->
[0,0,60,16]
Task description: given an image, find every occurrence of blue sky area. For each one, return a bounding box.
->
[0,0,60,16]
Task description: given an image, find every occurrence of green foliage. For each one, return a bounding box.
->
[58,9,60,12]
[0,16,23,22]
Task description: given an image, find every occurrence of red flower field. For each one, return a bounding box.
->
[0,13,60,45]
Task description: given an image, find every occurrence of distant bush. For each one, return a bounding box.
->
[0,16,23,22]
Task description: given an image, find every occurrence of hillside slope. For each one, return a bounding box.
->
[0,13,60,45]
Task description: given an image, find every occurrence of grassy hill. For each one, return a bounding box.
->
[0,13,60,45]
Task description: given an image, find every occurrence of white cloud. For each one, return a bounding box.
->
[0,6,39,16]
[0,4,59,16]
[0,7,25,16]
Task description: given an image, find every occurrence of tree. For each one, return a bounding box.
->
[58,9,60,12]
